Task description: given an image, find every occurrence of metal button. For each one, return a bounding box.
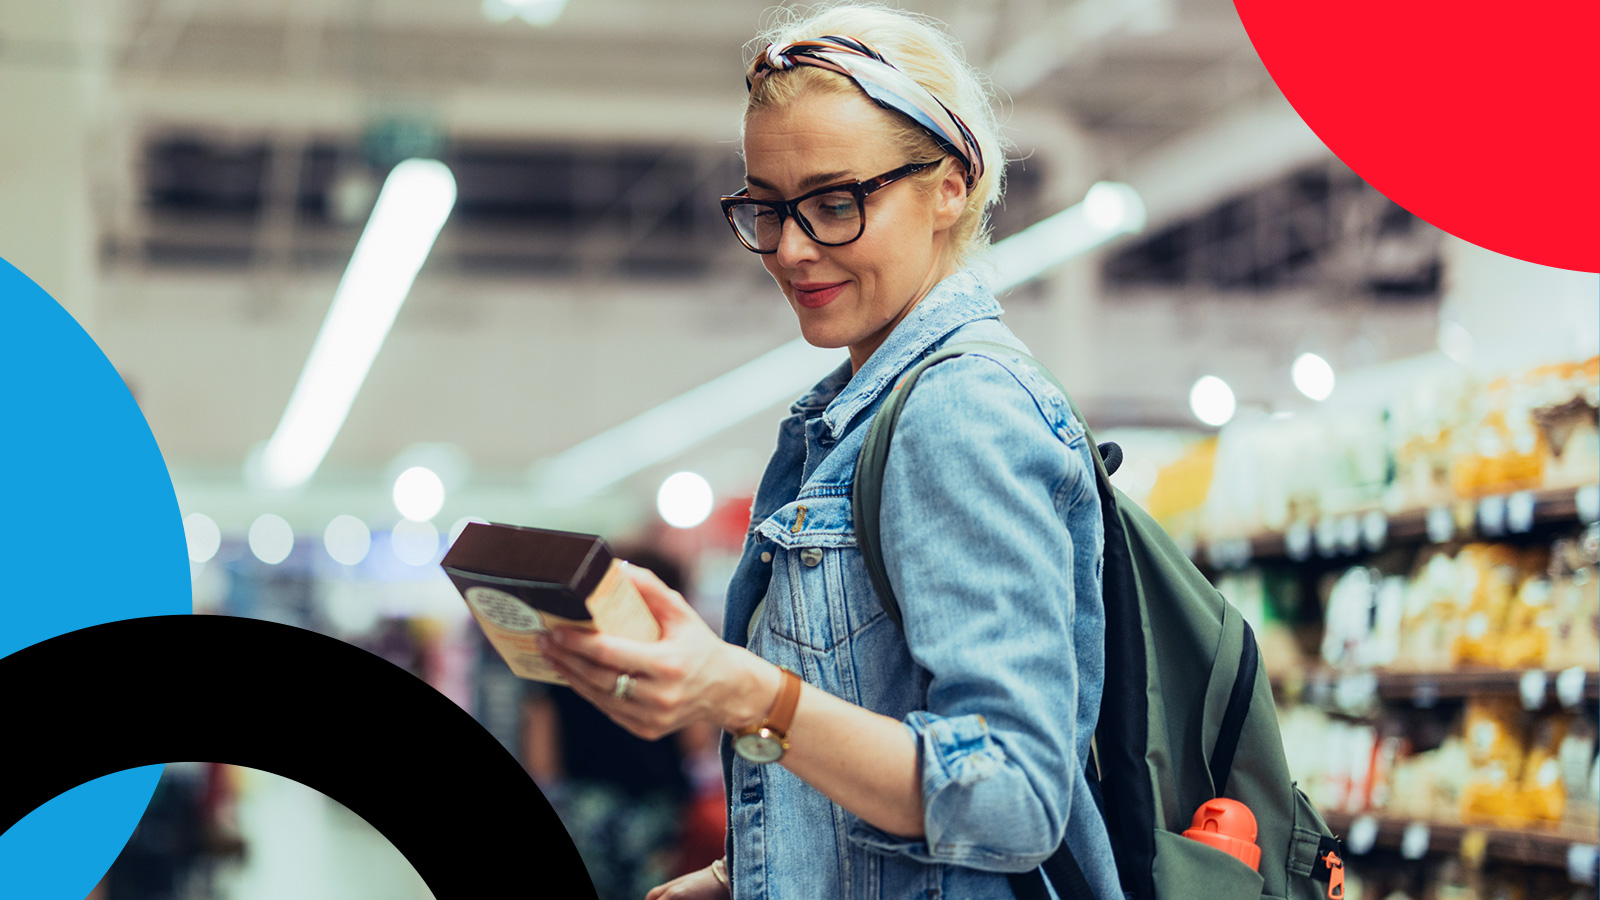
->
[760,551,772,563]
[799,547,823,567]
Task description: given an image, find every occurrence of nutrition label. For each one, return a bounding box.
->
[465,587,546,632]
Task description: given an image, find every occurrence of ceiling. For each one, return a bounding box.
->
[6,0,1436,537]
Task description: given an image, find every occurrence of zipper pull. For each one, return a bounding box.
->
[1320,849,1345,900]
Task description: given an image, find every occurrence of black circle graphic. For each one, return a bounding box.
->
[0,615,596,899]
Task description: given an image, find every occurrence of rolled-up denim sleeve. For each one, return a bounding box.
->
[849,354,1099,872]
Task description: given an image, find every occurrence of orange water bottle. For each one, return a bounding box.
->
[1182,798,1261,871]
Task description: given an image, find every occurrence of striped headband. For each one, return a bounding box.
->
[746,35,984,189]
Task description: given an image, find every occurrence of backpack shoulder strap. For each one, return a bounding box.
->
[851,344,972,629]
[851,341,1113,627]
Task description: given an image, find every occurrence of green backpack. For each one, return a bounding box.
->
[852,342,1342,900]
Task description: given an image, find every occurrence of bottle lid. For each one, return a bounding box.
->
[1182,798,1261,871]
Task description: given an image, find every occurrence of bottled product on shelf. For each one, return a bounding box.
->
[1214,527,1599,684]
[1308,529,1600,676]
[1145,353,1598,545]
[1284,702,1597,832]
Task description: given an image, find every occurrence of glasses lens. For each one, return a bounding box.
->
[730,203,783,252]
[797,191,862,245]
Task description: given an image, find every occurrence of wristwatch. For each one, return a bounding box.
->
[733,666,802,764]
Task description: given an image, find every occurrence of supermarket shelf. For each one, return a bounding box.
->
[1368,668,1599,704]
[1273,668,1600,711]
[1193,484,1598,569]
[1321,810,1599,876]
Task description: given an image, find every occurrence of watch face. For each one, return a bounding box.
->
[734,729,785,764]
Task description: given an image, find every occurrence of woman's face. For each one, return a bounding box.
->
[743,90,967,371]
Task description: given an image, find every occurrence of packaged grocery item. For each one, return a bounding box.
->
[1528,356,1599,491]
[1454,375,1547,499]
[1323,566,1378,670]
[1340,723,1380,814]
[1366,731,1408,813]
[1387,737,1471,823]
[1399,551,1462,671]
[1452,544,1524,667]
[1371,575,1406,668]
[1387,364,1475,512]
[440,523,660,684]
[1543,528,1600,670]
[1318,411,1392,520]
[1496,565,1552,670]
[1558,718,1598,831]
[1320,567,1408,671]
[1515,715,1572,825]
[1147,435,1216,537]
[1459,698,1529,826]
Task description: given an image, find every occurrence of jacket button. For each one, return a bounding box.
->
[760,551,772,563]
[799,548,823,567]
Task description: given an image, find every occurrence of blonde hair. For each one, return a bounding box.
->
[742,4,1008,270]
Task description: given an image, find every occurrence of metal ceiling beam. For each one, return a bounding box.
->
[117,77,744,145]
[1126,94,1330,230]
[988,0,1175,95]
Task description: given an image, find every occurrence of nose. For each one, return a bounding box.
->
[774,214,821,268]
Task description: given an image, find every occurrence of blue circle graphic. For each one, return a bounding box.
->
[0,258,190,897]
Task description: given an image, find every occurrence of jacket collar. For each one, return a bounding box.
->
[791,269,1001,438]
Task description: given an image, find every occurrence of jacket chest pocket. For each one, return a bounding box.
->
[755,495,886,654]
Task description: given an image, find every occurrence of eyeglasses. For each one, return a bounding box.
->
[720,161,935,254]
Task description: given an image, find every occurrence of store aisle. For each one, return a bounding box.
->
[212,769,434,900]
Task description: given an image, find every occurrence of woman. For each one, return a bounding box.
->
[535,6,1120,898]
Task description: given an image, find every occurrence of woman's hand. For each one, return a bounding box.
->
[536,563,775,740]
[644,862,729,900]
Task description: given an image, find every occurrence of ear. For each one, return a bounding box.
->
[931,159,968,231]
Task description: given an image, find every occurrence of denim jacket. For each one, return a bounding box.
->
[719,270,1122,900]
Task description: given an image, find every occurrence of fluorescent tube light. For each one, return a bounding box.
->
[988,181,1145,286]
[530,339,840,502]
[257,158,456,492]
[482,0,568,26]
[531,182,1145,502]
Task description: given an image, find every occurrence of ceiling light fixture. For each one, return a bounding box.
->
[482,0,568,26]
[255,158,456,492]
[1291,352,1336,401]
[1189,375,1237,427]
[657,471,714,529]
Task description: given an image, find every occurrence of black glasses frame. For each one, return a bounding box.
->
[720,161,936,254]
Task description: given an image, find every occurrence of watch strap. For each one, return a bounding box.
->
[764,666,803,738]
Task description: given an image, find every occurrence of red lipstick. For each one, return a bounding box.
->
[793,281,847,309]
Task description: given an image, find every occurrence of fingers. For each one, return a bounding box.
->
[545,655,657,736]
[642,866,725,900]
[540,625,649,677]
[537,632,619,696]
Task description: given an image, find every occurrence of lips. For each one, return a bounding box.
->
[793,281,847,309]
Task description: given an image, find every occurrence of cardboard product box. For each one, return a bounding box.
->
[441,523,660,684]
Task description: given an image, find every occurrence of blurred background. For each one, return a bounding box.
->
[0,0,1594,898]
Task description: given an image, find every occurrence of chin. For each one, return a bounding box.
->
[793,317,852,351]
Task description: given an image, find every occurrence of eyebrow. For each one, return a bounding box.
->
[746,170,855,194]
